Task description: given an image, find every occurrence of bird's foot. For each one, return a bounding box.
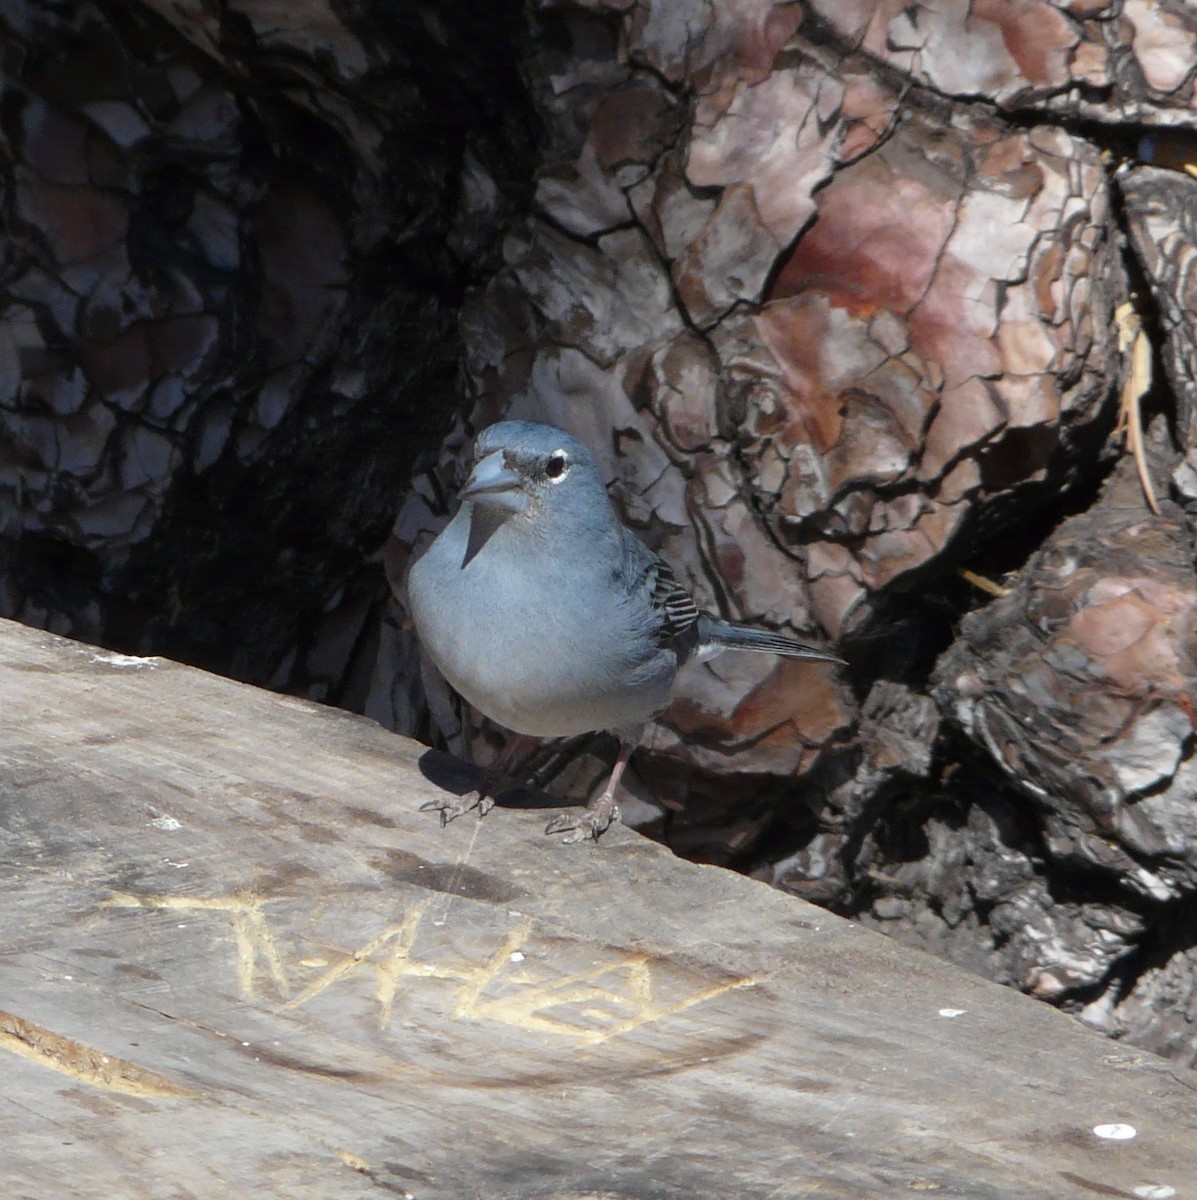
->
[420,734,545,829]
[544,794,620,845]
[419,790,496,827]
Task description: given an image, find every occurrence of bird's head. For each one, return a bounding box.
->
[460,420,608,521]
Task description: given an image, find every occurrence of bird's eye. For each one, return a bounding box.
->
[545,451,570,481]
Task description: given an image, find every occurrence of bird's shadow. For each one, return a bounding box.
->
[416,748,568,811]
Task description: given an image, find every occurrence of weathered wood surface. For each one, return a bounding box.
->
[1,618,1194,1200]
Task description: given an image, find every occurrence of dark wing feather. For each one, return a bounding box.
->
[615,527,701,656]
[646,557,700,645]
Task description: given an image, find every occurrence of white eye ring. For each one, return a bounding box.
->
[545,450,570,481]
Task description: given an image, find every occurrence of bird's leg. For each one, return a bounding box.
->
[420,731,541,826]
[544,736,634,844]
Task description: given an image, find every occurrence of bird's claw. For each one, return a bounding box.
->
[544,800,620,844]
[419,792,496,826]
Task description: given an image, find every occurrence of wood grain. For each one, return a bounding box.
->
[1,618,1195,1198]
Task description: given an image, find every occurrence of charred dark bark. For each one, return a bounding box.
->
[0,0,537,692]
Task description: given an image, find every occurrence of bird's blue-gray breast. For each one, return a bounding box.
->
[408,497,679,738]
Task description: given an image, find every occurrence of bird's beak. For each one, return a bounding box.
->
[459,450,527,513]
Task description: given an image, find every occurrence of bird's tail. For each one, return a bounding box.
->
[697,616,845,664]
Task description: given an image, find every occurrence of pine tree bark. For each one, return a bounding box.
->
[0,0,534,697]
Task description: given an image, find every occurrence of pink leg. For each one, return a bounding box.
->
[543,737,634,844]
[486,732,542,785]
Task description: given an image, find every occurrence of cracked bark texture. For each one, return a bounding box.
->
[809,0,1197,124]
[0,0,533,697]
[379,1,1123,763]
[9,1,1197,1064]
[915,436,1197,1059]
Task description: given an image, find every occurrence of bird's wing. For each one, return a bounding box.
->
[612,526,702,657]
[647,557,700,643]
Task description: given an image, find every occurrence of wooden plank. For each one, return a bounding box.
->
[0,616,1194,1199]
